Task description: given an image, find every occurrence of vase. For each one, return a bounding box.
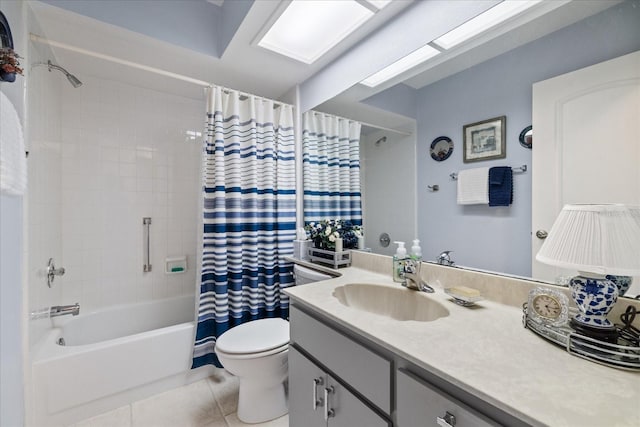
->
[570,273,618,329]
[605,275,632,297]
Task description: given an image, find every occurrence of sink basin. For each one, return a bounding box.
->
[332,283,449,322]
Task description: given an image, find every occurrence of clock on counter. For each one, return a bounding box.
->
[524,287,569,327]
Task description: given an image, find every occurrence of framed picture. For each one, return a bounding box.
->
[463,116,506,163]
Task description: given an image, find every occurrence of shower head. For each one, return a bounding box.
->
[65,73,83,88]
[34,60,83,88]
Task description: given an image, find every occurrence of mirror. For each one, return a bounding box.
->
[305,1,640,298]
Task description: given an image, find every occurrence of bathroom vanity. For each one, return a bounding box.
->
[285,253,640,427]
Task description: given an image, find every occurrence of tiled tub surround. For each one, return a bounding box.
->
[28,70,204,345]
[285,251,640,426]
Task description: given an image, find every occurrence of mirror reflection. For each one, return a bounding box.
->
[306,1,640,298]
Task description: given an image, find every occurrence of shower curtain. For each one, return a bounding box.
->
[302,111,362,225]
[192,87,296,368]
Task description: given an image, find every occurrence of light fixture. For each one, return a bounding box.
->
[536,204,640,340]
[360,44,440,87]
[432,0,543,50]
[258,0,388,64]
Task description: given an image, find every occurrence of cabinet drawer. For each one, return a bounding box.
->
[396,369,500,427]
[290,305,391,414]
[289,347,390,427]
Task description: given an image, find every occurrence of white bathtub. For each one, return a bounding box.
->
[31,295,216,426]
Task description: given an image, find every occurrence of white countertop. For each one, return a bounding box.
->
[284,266,640,427]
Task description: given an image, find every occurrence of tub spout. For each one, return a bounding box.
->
[50,303,80,317]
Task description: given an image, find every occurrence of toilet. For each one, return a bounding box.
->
[215,264,332,423]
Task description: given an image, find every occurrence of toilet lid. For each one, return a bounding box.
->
[215,318,289,355]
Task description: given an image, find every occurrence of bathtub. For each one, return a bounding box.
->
[31,295,216,426]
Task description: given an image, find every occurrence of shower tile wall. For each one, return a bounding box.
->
[28,47,65,347]
[29,70,203,335]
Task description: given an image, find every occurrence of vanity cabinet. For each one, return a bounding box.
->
[289,304,525,427]
[289,346,390,427]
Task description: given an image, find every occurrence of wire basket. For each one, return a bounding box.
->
[522,305,640,371]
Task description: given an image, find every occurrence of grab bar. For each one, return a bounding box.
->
[143,217,152,272]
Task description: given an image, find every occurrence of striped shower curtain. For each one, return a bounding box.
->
[192,87,296,368]
[302,111,362,225]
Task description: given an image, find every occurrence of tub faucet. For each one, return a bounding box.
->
[50,303,80,318]
[402,259,435,293]
[437,250,455,266]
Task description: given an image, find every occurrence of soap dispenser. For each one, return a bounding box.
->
[393,241,407,283]
[410,239,422,262]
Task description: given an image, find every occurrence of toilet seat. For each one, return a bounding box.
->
[216,343,288,360]
[215,318,289,356]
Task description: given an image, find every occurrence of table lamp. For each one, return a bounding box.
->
[536,204,640,340]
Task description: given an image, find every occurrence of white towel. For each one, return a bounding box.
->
[456,167,489,205]
[0,90,26,196]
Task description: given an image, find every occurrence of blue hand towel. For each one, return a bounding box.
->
[488,167,513,206]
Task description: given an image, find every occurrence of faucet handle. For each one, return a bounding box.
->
[46,258,66,288]
[437,251,454,266]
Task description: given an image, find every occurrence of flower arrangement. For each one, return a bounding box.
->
[0,48,23,81]
[305,219,362,251]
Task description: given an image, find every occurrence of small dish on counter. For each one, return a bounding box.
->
[444,287,484,307]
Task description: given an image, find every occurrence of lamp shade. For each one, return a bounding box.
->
[536,204,640,276]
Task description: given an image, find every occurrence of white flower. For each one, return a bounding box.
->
[325,226,332,236]
[309,222,315,227]
[354,230,362,237]
[329,234,336,242]
[333,231,340,238]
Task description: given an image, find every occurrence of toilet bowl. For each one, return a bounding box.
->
[215,318,290,424]
[216,265,332,423]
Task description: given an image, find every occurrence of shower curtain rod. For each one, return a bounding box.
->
[29,34,291,109]
[311,110,412,137]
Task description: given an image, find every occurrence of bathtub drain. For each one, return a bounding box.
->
[57,337,66,346]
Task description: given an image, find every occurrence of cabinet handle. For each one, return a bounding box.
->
[324,386,335,421]
[436,411,456,427]
[312,377,323,410]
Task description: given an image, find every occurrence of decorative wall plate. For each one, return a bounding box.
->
[430,136,453,161]
[519,125,532,149]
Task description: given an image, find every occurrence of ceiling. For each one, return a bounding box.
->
[28,0,620,127]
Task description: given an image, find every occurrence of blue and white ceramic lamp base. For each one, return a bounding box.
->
[570,272,619,330]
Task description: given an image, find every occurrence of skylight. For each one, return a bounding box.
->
[359,0,543,87]
[433,0,543,50]
[360,44,441,87]
[257,0,388,64]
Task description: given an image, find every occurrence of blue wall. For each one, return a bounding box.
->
[415,0,640,275]
[0,1,26,425]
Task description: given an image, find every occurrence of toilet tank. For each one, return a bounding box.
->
[293,265,332,285]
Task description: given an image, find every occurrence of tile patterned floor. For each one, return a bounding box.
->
[72,371,288,427]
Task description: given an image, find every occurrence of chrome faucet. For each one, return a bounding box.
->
[50,303,80,318]
[402,259,435,293]
[437,250,455,266]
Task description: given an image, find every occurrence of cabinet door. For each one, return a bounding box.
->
[326,375,390,427]
[396,369,500,427]
[289,347,327,427]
